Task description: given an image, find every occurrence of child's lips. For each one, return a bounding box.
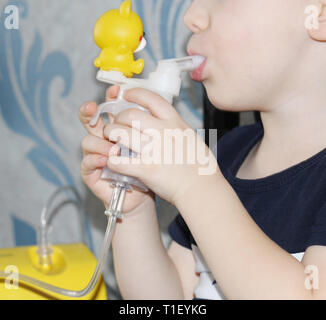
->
[187,49,207,82]
[190,58,207,82]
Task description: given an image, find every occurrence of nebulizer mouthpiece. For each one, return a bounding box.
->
[160,55,206,72]
[93,55,205,109]
[143,55,206,103]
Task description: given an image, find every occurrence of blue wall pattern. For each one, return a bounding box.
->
[0,1,72,185]
[0,0,203,299]
[11,214,37,246]
[0,0,94,250]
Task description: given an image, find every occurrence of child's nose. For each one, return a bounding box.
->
[183,4,210,33]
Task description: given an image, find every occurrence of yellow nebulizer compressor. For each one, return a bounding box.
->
[0,186,107,300]
[0,0,204,300]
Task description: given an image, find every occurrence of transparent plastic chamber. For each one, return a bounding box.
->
[0,56,205,298]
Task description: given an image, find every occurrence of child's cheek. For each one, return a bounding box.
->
[210,16,256,75]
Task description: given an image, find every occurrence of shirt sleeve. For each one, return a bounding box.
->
[168,213,192,250]
[306,202,326,249]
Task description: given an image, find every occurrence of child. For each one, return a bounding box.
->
[79,0,326,299]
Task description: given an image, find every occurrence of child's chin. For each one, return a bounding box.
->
[205,90,239,112]
[205,83,256,113]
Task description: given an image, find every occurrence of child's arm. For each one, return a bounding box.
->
[167,241,199,300]
[174,174,323,300]
[112,196,198,299]
[104,87,326,300]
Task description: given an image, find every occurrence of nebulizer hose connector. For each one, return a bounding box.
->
[37,185,87,268]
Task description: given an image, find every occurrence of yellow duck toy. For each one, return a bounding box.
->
[93,0,146,78]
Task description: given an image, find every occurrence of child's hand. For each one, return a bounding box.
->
[79,86,154,213]
[104,88,219,207]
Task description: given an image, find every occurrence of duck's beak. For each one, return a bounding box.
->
[134,36,147,53]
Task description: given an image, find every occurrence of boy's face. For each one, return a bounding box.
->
[185,0,310,112]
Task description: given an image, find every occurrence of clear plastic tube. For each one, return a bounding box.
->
[38,186,88,252]
[0,214,115,298]
[0,182,127,298]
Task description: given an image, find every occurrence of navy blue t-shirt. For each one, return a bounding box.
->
[168,122,326,299]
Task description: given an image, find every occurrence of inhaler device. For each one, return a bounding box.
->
[90,55,205,191]
[91,0,205,192]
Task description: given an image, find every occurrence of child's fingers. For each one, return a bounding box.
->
[79,101,106,138]
[106,85,120,101]
[114,107,164,132]
[79,86,119,137]
[123,88,178,120]
[104,123,149,154]
[81,154,108,176]
[81,134,115,156]
[105,86,119,124]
